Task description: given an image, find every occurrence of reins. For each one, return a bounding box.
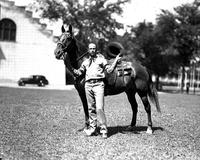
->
[76,51,89,62]
[58,38,89,63]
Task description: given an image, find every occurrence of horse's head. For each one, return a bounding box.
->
[54,24,74,60]
[54,24,88,70]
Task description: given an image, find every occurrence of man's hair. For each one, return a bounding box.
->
[88,43,96,49]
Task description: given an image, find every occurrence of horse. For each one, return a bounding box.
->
[54,25,161,134]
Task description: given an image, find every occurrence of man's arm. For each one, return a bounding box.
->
[106,54,122,73]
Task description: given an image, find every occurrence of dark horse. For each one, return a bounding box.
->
[54,25,161,134]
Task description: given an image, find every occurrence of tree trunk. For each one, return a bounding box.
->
[155,75,161,90]
[181,66,185,93]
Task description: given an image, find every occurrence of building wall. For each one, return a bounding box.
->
[0,0,65,85]
[159,65,200,91]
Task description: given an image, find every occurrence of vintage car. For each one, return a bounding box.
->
[18,75,49,87]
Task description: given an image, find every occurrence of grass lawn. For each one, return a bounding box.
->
[0,87,200,160]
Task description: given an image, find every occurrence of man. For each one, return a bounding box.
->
[72,43,121,139]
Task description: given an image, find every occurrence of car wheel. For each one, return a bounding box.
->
[18,82,25,86]
[38,80,44,87]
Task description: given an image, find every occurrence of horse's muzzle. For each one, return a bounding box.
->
[55,50,64,60]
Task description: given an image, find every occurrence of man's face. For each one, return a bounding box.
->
[88,43,96,57]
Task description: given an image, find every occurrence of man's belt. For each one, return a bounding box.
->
[86,79,104,83]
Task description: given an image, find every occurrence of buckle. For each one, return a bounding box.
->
[87,79,103,83]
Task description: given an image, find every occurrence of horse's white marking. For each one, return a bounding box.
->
[146,126,153,134]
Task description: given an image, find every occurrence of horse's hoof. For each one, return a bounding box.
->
[146,126,153,134]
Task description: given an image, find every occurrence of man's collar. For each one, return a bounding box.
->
[90,54,97,59]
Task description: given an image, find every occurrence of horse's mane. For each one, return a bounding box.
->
[68,37,88,68]
[73,37,88,55]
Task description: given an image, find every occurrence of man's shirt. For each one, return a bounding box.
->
[77,54,108,81]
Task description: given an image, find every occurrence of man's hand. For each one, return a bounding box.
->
[72,68,78,77]
[72,68,82,78]
[115,53,122,63]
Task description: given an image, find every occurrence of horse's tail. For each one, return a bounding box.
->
[147,71,161,113]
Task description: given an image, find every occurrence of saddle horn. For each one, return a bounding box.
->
[106,42,124,59]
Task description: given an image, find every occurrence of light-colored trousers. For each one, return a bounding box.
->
[85,81,107,132]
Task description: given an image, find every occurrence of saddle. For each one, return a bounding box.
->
[105,59,133,87]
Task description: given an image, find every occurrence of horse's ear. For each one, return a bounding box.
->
[61,24,73,34]
[61,25,65,33]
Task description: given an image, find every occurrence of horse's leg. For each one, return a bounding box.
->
[138,91,153,134]
[125,89,138,130]
[75,85,89,131]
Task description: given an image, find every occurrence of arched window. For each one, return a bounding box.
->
[0,18,16,41]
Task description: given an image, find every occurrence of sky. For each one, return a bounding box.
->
[11,0,195,34]
[117,0,194,26]
[12,0,195,26]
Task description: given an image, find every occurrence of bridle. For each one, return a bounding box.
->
[57,35,89,63]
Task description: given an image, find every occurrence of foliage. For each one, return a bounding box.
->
[128,22,170,77]
[156,2,200,64]
[114,32,142,61]
[33,0,130,44]
[155,10,177,50]
[154,1,200,91]
[32,0,200,90]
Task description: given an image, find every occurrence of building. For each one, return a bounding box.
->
[159,62,200,92]
[177,61,200,92]
[0,0,66,86]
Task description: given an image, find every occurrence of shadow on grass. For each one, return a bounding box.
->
[107,125,164,137]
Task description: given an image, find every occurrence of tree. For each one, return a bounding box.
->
[32,0,130,44]
[114,31,141,61]
[128,22,171,89]
[156,1,200,92]
[155,10,177,50]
